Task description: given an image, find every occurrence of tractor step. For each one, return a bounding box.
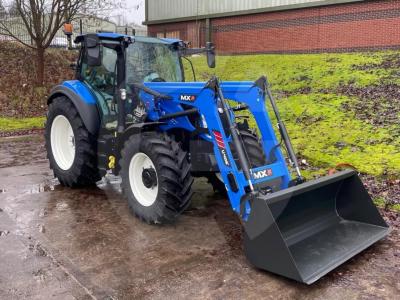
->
[97,134,116,173]
[243,169,390,284]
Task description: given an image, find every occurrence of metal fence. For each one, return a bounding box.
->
[0,13,148,48]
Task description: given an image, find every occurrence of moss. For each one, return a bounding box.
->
[373,197,386,208]
[392,203,400,212]
[0,117,45,131]
[374,197,400,212]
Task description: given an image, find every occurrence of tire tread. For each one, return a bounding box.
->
[120,131,193,224]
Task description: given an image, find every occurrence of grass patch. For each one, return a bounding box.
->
[0,117,45,131]
[374,197,387,208]
[392,203,400,212]
[373,196,400,212]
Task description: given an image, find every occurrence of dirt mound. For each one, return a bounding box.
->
[0,42,77,117]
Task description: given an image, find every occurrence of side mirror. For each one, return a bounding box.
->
[84,34,101,67]
[206,42,216,68]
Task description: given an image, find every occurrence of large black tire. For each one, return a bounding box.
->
[45,96,102,187]
[234,122,266,168]
[120,132,193,224]
[207,121,266,194]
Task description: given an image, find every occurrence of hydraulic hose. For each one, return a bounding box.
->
[264,78,303,180]
[214,78,254,192]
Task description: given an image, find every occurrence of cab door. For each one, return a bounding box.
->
[79,44,118,127]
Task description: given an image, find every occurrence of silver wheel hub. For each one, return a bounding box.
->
[129,153,158,207]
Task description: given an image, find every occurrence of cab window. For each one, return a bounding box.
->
[81,46,117,95]
[80,45,118,118]
[126,42,182,84]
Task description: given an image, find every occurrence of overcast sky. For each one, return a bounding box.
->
[111,0,145,26]
[2,0,146,26]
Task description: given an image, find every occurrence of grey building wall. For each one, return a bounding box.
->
[145,0,363,24]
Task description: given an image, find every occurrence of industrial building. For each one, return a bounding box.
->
[144,0,400,53]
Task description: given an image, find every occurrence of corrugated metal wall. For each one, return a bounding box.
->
[147,0,360,22]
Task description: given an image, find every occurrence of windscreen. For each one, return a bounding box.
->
[126,41,183,84]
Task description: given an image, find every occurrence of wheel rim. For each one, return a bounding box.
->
[129,152,158,207]
[50,115,75,170]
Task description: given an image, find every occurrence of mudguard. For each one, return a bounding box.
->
[123,122,165,137]
[47,81,100,135]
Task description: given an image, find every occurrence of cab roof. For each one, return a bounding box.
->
[74,32,182,45]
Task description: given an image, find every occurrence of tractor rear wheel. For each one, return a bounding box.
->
[120,132,193,224]
[207,121,266,194]
[45,96,102,187]
[234,122,266,168]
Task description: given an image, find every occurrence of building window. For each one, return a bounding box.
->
[155,31,180,39]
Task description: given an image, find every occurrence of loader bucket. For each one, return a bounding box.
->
[243,169,390,284]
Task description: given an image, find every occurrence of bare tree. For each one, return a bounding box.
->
[0,0,120,85]
[0,0,86,85]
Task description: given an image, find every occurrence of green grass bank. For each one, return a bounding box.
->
[184,51,400,179]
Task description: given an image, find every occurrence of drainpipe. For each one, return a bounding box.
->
[205,18,211,44]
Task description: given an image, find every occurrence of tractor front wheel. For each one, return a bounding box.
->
[120,132,193,224]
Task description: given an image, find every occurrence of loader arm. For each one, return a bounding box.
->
[140,79,292,217]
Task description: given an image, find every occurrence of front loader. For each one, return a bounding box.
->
[45,33,389,284]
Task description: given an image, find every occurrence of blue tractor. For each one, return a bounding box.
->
[45,33,389,284]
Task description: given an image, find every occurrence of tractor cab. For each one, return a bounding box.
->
[73,33,214,131]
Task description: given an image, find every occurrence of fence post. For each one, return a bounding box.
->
[29,19,33,45]
[80,19,83,34]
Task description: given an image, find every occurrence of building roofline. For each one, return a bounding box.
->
[143,0,364,25]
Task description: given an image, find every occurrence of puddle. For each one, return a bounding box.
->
[0,175,123,196]
[0,181,59,195]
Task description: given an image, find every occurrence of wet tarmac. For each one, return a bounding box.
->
[0,135,399,299]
